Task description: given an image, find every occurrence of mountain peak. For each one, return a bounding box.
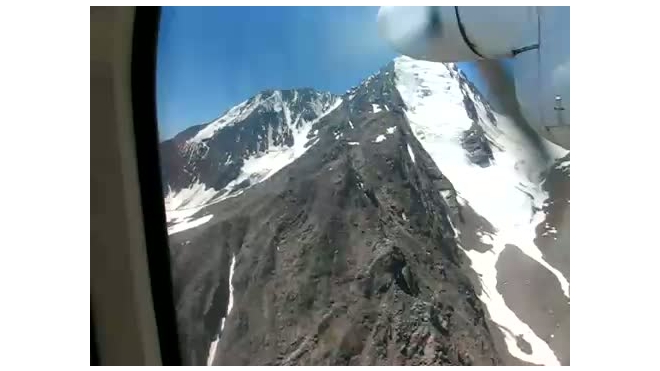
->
[160,87,342,214]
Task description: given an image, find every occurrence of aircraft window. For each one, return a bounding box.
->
[155,6,569,366]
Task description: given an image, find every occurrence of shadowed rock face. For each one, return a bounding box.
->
[460,89,494,168]
[535,153,570,280]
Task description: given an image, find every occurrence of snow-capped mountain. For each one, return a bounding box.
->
[394,56,569,365]
[160,89,341,226]
[161,56,570,366]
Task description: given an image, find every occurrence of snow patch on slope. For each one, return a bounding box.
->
[407,144,416,163]
[164,182,220,224]
[466,240,560,365]
[207,255,237,366]
[372,126,397,144]
[372,104,382,113]
[221,255,236,331]
[168,214,213,236]
[556,159,570,176]
[395,56,568,366]
[165,181,217,212]
[207,338,219,366]
[222,98,342,188]
[282,95,292,127]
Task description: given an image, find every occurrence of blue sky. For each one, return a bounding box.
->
[156,6,484,140]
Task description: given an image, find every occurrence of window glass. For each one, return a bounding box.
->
[156,6,570,366]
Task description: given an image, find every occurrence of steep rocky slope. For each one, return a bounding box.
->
[160,57,570,366]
